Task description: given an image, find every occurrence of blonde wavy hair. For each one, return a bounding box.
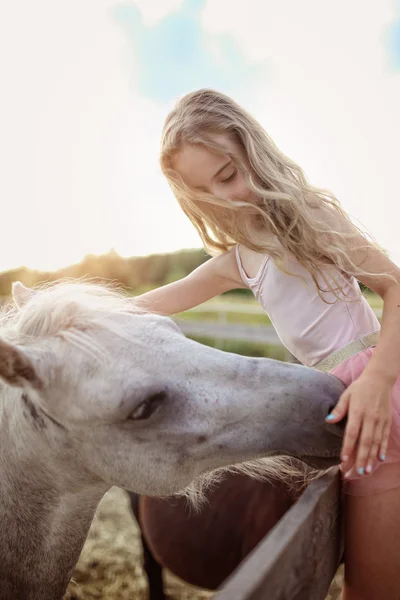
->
[160,88,386,299]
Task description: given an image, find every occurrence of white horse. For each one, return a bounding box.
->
[0,281,345,600]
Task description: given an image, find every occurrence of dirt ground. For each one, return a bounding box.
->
[64,487,344,600]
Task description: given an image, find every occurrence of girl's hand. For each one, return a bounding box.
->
[325,375,392,478]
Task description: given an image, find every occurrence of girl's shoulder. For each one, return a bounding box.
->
[235,244,270,280]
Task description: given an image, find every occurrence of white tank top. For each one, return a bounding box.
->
[235,245,380,367]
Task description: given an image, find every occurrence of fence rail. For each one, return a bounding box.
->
[215,471,343,600]
[174,302,381,347]
[174,318,281,345]
[185,301,382,318]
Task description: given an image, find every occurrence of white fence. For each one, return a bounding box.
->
[174,301,382,347]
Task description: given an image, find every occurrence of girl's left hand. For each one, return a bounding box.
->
[325,375,393,478]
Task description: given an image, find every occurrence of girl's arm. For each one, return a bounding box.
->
[321,206,400,476]
[357,252,400,385]
[132,249,247,316]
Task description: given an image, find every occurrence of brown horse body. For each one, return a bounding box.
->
[129,473,302,599]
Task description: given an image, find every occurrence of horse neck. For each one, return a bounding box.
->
[0,385,108,600]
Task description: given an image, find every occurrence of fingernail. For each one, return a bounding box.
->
[326,414,335,421]
[365,464,372,474]
[380,453,386,461]
[341,454,349,462]
[357,467,364,476]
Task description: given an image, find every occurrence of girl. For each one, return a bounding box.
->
[136,89,400,599]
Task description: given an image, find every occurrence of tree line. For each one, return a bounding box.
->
[0,248,211,297]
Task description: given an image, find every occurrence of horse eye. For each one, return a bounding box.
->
[128,391,167,421]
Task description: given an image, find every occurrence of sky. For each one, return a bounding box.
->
[0,0,400,271]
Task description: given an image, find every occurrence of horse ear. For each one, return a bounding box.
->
[0,338,43,390]
[12,281,36,309]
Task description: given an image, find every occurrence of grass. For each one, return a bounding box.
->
[363,290,383,309]
[189,336,288,360]
[177,309,271,325]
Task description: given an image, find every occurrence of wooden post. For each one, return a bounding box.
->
[214,471,344,600]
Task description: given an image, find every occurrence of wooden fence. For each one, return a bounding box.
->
[215,471,343,600]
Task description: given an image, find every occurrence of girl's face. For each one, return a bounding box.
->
[172,134,256,204]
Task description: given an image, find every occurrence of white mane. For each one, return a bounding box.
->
[1,280,144,357]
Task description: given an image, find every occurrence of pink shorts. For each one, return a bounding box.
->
[331,347,400,496]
